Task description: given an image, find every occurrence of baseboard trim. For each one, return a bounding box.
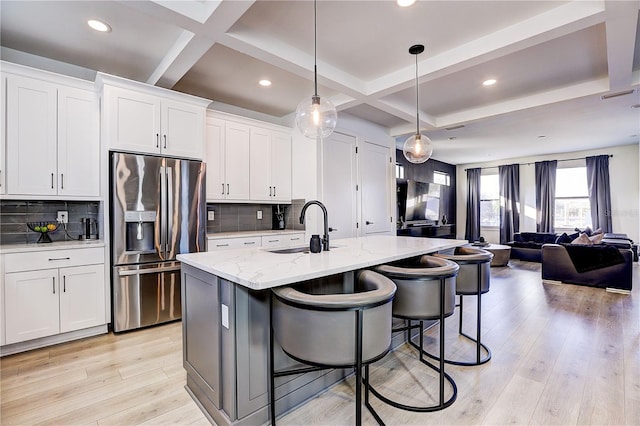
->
[542,279,563,285]
[1,324,108,356]
[606,287,631,294]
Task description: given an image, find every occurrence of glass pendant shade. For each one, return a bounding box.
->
[403,132,433,164]
[295,95,337,139]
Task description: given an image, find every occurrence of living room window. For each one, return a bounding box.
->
[554,166,592,229]
[480,173,499,227]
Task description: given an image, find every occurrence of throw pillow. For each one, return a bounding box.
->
[574,226,593,236]
[589,233,604,244]
[571,233,592,245]
[592,228,602,235]
[555,233,573,244]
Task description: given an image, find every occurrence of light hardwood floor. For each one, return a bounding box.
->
[1,260,638,425]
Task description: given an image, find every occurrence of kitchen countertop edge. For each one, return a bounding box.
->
[0,240,106,254]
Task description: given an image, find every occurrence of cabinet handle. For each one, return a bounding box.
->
[48,257,71,261]
[268,240,278,243]
[156,133,160,148]
[269,186,272,196]
[273,186,276,197]
[60,174,64,189]
[244,241,256,245]
[226,184,229,195]
[216,244,229,247]
[52,277,56,294]
[63,275,66,293]
[291,238,301,241]
[51,173,54,189]
[221,183,225,195]
[163,134,167,149]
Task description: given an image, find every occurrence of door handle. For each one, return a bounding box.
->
[329,227,338,232]
[366,221,374,225]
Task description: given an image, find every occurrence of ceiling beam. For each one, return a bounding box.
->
[603,0,639,90]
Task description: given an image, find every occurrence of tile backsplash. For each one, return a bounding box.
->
[0,200,101,245]
[207,199,306,234]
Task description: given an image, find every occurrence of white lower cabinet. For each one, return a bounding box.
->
[2,247,106,346]
[207,232,305,251]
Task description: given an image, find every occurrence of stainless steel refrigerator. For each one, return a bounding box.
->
[110,152,206,332]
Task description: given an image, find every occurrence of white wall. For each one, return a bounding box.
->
[455,143,640,243]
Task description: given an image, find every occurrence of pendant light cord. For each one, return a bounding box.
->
[314,0,318,97]
[415,53,419,135]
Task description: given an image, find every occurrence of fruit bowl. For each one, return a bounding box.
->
[27,222,59,243]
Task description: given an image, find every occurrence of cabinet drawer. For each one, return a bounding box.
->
[207,237,261,251]
[261,233,305,248]
[4,247,105,273]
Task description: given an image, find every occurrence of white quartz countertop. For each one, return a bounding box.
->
[207,230,304,240]
[0,239,105,254]
[178,235,467,290]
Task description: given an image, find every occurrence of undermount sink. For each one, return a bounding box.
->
[267,245,343,254]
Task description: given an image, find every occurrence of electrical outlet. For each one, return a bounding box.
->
[57,211,68,224]
[257,210,263,220]
[208,211,215,221]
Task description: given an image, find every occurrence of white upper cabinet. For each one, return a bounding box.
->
[57,86,100,197]
[4,71,99,198]
[205,117,251,202]
[206,112,291,204]
[249,129,292,202]
[0,74,6,195]
[100,73,209,160]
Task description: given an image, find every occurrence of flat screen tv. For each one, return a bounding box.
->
[400,180,441,225]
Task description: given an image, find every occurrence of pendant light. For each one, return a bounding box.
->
[403,44,433,164]
[295,0,337,139]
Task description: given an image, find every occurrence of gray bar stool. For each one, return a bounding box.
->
[370,256,459,412]
[270,270,396,426]
[433,246,493,366]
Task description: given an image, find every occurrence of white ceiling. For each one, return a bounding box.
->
[1,0,639,165]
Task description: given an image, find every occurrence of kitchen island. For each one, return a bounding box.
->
[177,235,467,426]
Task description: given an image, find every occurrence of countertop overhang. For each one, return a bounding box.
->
[178,235,467,290]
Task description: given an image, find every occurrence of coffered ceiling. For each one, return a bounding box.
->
[1,0,639,164]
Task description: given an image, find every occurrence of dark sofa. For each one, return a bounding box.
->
[508,232,560,262]
[541,243,633,291]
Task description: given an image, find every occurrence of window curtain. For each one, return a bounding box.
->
[535,160,557,233]
[465,168,481,242]
[586,155,612,232]
[499,164,520,244]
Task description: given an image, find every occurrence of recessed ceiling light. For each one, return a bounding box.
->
[88,19,111,32]
[538,135,546,138]
[483,79,497,86]
[397,0,416,6]
[259,79,272,87]
[448,137,457,141]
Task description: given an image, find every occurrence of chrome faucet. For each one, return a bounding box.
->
[300,200,330,251]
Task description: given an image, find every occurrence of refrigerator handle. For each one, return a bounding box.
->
[166,166,174,256]
[160,166,168,259]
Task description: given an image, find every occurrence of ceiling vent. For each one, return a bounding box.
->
[600,89,635,100]
[445,124,465,131]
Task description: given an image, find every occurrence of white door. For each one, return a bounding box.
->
[224,122,251,201]
[6,75,58,196]
[205,118,226,201]
[360,141,392,235]
[59,264,106,333]
[270,131,292,202]
[322,132,357,239]
[104,85,160,154]
[249,127,272,201]
[5,269,60,344]
[57,86,100,197]
[161,99,204,159]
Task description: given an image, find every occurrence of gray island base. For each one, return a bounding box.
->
[177,235,467,425]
